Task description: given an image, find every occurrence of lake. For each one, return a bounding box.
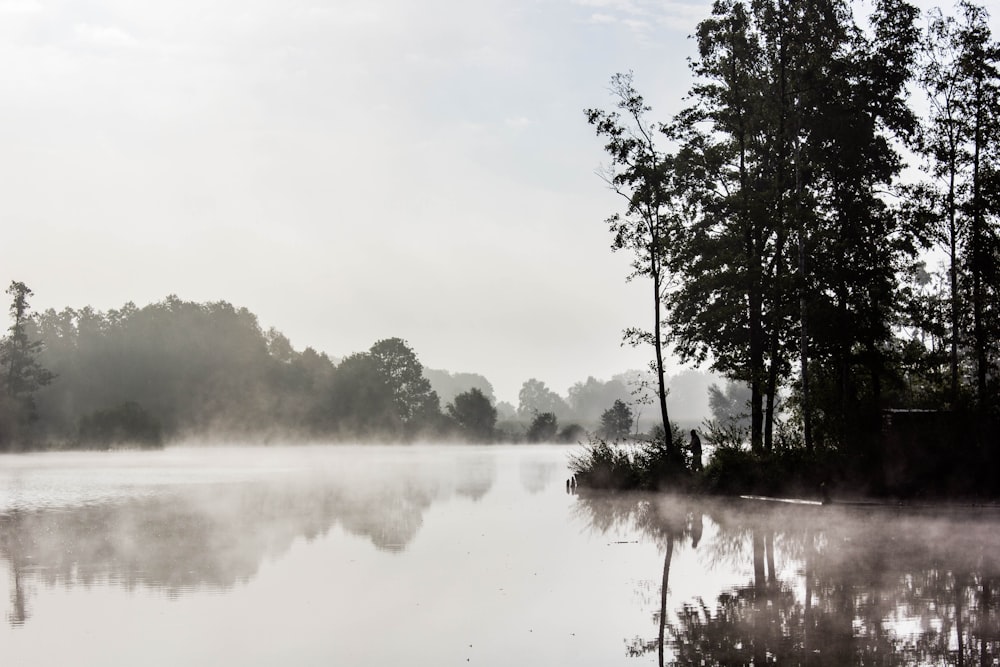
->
[1,444,998,666]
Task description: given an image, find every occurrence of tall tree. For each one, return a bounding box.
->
[920,6,976,403]
[0,282,54,444]
[585,73,683,460]
[959,2,1000,406]
[670,0,919,452]
[599,399,634,440]
[669,0,786,454]
[914,1,1000,410]
[367,338,441,434]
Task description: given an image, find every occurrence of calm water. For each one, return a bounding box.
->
[1,444,999,666]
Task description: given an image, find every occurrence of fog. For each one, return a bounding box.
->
[3,445,1000,665]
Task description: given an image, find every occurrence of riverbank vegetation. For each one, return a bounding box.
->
[0,285,715,450]
[577,0,1000,498]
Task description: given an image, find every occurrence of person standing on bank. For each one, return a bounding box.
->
[689,429,702,471]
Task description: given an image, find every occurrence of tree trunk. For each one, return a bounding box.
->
[797,138,812,452]
[657,534,674,667]
[652,264,674,458]
[948,135,960,404]
[972,74,987,406]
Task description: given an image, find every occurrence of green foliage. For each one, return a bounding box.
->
[78,402,162,449]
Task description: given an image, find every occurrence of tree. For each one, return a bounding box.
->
[326,352,397,437]
[517,378,568,421]
[446,388,497,442]
[586,72,683,460]
[367,338,441,433]
[526,412,558,443]
[424,368,496,407]
[29,295,342,442]
[0,281,54,444]
[2,282,54,400]
[599,399,634,440]
[708,381,751,429]
[667,0,781,454]
[669,0,919,453]
[917,1,1000,409]
[567,376,631,424]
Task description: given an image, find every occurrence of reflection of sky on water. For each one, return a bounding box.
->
[3,446,1000,666]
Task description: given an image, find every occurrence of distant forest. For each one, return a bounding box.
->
[0,287,718,450]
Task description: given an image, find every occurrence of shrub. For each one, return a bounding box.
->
[570,431,691,491]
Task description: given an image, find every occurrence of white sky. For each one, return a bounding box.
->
[0,0,995,404]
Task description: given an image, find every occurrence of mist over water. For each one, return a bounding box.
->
[2,444,999,666]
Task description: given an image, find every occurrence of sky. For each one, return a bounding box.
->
[0,0,995,405]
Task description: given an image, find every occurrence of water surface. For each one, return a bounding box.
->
[1,445,998,666]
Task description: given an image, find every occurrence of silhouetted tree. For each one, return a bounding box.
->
[599,399,633,440]
[326,352,399,438]
[586,72,682,460]
[917,1,1000,410]
[0,281,54,446]
[446,388,497,442]
[367,338,441,435]
[670,0,920,454]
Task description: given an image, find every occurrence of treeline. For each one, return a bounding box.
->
[0,288,706,450]
[0,292,475,447]
[584,0,1000,494]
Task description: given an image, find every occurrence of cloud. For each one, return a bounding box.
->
[587,13,617,24]
[74,23,140,49]
[299,5,382,26]
[622,18,651,32]
[575,0,703,34]
[0,0,39,13]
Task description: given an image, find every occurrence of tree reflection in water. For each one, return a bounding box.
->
[0,456,496,627]
[574,492,696,667]
[576,495,1000,666]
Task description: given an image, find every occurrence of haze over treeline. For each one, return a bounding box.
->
[0,290,717,450]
